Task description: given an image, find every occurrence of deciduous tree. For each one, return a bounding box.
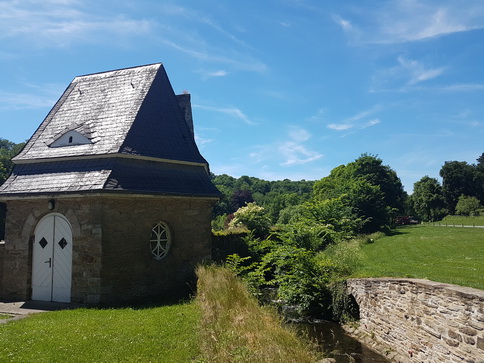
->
[411,176,447,222]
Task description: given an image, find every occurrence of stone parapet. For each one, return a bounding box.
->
[346,278,484,362]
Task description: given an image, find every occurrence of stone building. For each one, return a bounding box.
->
[0,63,220,304]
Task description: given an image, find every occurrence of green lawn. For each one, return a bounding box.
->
[0,303,199,362]
[439,215,484,226]
[356,225,484,290]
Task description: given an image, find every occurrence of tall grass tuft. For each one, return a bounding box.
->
[196,265,320,362]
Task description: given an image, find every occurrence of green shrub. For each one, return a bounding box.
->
[229,202,272,237]
[455,195,481,216]
[211,213,228,231]
[321,240,363,277]
[212,229,250,262]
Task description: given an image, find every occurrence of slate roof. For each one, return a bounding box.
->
[14,63,205,163]
[1,159,219,197]
[0,63,220,198]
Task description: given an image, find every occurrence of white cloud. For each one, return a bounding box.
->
[196,69,229,79]
[362,118,381,128]
[442,84,484,92]
[279,141,323,166]
[397,56,445,85]
[194,104,255,125]
[0,92,55,109]
[332,14,353,32]
[194,135,214,146]
[208,70,228,77]
[288,128,311,142]
[328,123,352,131]
[371,57,446,91]
[248,128,323,167]
[0,1,154,47]
[307,108,326,122]
[327,106,382,131]
[335,1,484,44]
[0,83,63,110]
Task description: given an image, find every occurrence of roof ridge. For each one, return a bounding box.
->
[73,62,162,81]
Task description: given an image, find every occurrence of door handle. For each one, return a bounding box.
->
[45,258,52,268]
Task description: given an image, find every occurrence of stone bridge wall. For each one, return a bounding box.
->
[346,278,484,362]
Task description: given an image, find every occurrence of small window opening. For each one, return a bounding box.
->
[68,136,73,144]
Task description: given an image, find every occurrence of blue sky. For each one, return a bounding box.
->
[1,0,484,192]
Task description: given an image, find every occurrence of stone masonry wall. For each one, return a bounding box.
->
[346,278,484,362]
[0,198,103,302]
[0,194,215,304]
[99,195,214,304]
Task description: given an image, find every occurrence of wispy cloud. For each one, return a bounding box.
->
[397,56,446,85]
[441,84,484,92]
[278,127,323,165]
[0,91,56,109]
[328,123,352,131]
[0,1,154,47]
[327,106,382,131]
[307,108,326,122]
[279,142,324,166]
[194,104,255,125]
[0,1,267,73]
[158,37,267,73]
[0,83,63,110]
[332,14,353,32]
[249,127,323,167]
[196,69,229,80]
[194,134,214,146]
[334,1,484,44]
[371,56,446,92]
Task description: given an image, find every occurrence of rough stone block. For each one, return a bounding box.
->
[460,327,478,336]
[477,336,484,351]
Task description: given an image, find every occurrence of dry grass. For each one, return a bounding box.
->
[196,265,320,362]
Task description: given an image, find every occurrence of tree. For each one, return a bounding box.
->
[440,161,482,213]
[455,195,481,216]
[476,153,484,170]
[411,176,447,222]
[313,154,406,232]
[231,189,254,211]
[0,138,26,240]
[0,138,25,185]
[211,174,314,223]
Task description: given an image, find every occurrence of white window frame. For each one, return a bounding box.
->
[150,221,171,260]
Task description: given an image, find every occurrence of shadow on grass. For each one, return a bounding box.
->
[387,225,424,236]
[94,281,198,311]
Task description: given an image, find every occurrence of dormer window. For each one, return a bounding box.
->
[49,130,92,148]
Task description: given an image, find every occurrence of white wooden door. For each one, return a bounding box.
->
[32,214,72,303]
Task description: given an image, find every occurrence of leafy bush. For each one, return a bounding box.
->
[212,229,250,262]
[276,221,340,251]
[211,213,228,231]
[229,202,272,237]
[320,239,363,277]
[455,195,481,216]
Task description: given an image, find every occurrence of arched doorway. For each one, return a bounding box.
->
[32,213,72,303]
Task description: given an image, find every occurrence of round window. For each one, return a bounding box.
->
[150,222,171,260]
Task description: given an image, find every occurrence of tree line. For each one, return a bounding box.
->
[212,152,484,229]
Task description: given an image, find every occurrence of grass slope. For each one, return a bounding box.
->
[356,225,484,290]
[0,303,199,362]
[440,215,484,226]
[196,265,320,362]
